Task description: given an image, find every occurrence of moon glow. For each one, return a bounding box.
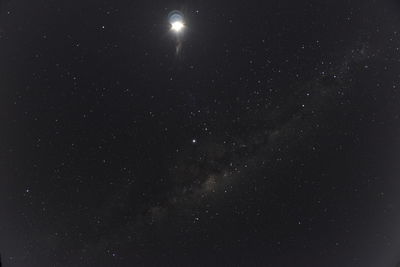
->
[168,10,185,33]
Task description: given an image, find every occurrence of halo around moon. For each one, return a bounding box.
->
[168,10,185,33]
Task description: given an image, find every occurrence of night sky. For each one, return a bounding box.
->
[1,0,400,266]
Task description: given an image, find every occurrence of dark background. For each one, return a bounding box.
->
[1,0,400,266]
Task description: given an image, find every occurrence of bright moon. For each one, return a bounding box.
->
[168,10,185,33]
[171,21,184,32]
